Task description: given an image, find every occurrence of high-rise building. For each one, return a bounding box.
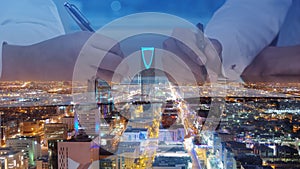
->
[74,104,100,136]
[48,139,64,169]
[6,136,41,166]
[44,123,68,169]
[57,132,99,169]
[77,77,115,138]
[0,147,28,169]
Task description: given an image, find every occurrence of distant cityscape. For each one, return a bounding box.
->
[0,78,300,169]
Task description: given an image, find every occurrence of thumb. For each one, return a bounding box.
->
[204,39,223,82]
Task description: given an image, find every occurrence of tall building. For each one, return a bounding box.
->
[76,77,115,138]
[95,78,114,119]
[48,139,64,169]
[57,131,99,169]
[45,124,68,169]
[74,104,100,136]
[95,79,112,104]
[6,136,41,166]
[0,147,28,169]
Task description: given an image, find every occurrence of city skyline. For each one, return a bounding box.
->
[0,78,300,169]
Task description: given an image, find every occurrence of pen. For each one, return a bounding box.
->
[195,23,207,75]
[64,2,95,32]
[196,22,205,51]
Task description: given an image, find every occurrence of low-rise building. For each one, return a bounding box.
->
[121,127,147,142]
[152,156,192,169]
[44,123,67,146]
[35,156,48,169]
[61,116,74,131]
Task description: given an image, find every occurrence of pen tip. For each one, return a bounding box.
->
[196,23,204,31]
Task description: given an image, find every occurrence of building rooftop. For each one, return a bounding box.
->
[36,156,49,162]
[125,127,148,132]
[118,141,140,147]
[157,146,186,153]
[68,135,92,142]
[115,147,136,154]
[152,156,191,167]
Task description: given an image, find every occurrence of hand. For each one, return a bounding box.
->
[1,31,124,81]
[242,45,300,77]
[162,28,222,85]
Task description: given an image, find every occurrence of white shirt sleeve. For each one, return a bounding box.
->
[205,0,292,80]
[0,0,65,78]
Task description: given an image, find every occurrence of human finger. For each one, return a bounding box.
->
[203,40,222,82]
[171,28,207,65]
[88,33,124,57]
[82,44,124,73]
[162,43,206,84]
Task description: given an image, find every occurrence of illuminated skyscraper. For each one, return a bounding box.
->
[6,136,41,166]
[0,147,28,169]
[74,104,100,136]
[75,78,114,137]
